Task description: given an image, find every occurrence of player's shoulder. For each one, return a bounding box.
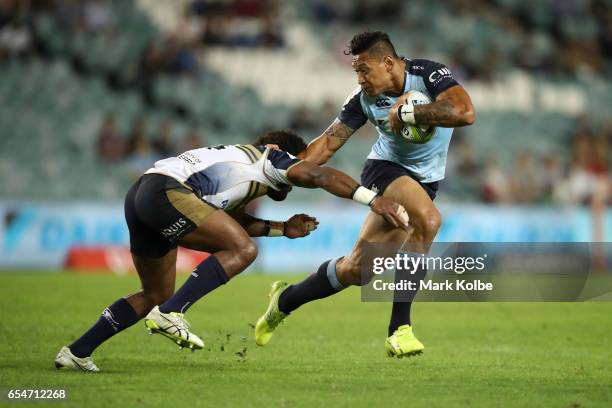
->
[342,86,364,105]
[406,58,450,76]
[338,85,368,129]
[406,58,459,96]
[253,145,300,170]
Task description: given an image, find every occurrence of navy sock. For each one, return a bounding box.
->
[387,254,426,336]
[388,300,412,337]
[69,298,140,358]
[159,256,228,314]
[278,258,345,314]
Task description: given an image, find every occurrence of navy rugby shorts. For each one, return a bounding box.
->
[124,174,217,258]
[360,159,439,201]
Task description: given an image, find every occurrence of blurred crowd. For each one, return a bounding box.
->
[3,0,611,83]
[0,0,285,104]
[95,98,337,174]
[97,114,204,175]
[0,0,119,57]
[2,0,610,206]
[316,0,612,81]
[447,118,610,206]
[136,0,286,93]
[187,0,284,48]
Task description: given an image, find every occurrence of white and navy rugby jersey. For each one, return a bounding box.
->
[145,144,301,210]
[339,58,459,183]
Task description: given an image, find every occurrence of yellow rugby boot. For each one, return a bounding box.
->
[254,281,289,346]
[385,325,424,358]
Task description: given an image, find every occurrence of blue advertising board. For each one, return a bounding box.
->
[0,200,609,271]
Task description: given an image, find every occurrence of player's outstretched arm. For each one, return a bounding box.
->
[390,85,475,132]
[304,119,357,165]
[227,208,318,239]
[287,161,409,230]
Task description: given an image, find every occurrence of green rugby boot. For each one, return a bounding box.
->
[385,325,424,358]
[254,281,289,346]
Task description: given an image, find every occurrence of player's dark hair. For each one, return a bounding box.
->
[345,31,398,58]
[255,129,307,156]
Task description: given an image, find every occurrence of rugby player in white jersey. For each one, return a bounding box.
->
[255,31,475,358]
[54,129,408,372]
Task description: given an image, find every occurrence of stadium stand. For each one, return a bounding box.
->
[0,0,609,205]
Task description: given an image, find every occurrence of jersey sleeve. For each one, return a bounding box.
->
[411,59,459,99]
[337,87,368,129]
[264,149,302,185]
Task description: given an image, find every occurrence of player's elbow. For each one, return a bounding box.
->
[457,105,475,126]
[320,150,335,165]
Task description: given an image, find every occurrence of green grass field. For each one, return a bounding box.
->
[1,272,611,407]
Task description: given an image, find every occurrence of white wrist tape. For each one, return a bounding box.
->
[398,104,416,125]
[265,220,285,237]
[397,206,409,226]
[352,186,378,206]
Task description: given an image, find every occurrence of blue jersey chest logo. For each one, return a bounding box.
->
[369,95,399,133]
[375,97,392,108]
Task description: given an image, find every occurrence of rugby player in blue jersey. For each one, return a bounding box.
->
[54,130,408,372]
[255,31,475,358]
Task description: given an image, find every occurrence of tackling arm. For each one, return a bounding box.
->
[286,161,409,229]
[227,208,318,239]
[227,208,268,237]
[287,160,359,197]
[304,119,357,165]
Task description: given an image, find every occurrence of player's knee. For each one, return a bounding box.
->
[424,211,441,234]
[414,209,442,238]
[235,239,258,269]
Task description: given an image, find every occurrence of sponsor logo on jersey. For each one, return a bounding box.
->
[161,217,189,239]
[221,199,229,209]
[177,152,202,165]
[375,97,392,108]
[428,68,452,84]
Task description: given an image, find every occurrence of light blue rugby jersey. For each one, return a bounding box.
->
[338,58,459,183]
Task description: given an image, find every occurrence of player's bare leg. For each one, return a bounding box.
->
[145,209,257,350]
[260,176,438,354]
[380,176,440,349]
[178,209,258,278]
[127,249,178,316]
[334,176,440,357]
[255,180,413,346]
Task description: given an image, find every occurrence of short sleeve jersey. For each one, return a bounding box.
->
[145,144,301,210]
[338,58,459,183]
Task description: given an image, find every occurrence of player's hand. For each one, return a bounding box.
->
[370,197,410,230]
[265,143,281,151]
[388,96,407,136]
[284,214,319,239]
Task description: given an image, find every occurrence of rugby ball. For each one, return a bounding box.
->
[400,90,436,144]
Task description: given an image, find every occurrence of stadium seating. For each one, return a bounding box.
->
[0,0,609,203]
